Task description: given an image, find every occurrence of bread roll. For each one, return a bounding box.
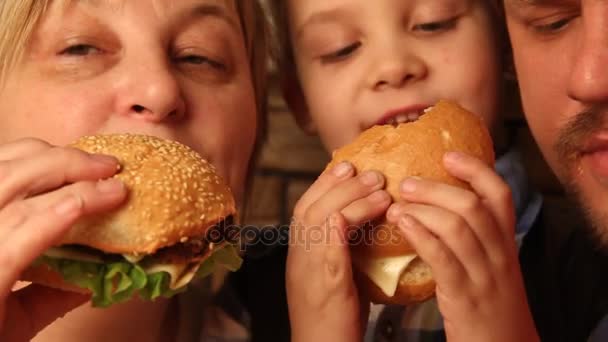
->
[327,100,494,304]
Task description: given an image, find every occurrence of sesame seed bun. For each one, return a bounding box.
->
[326,100,495,305]
[62,133,236,255]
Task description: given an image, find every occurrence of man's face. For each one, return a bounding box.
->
[0,0,257,204]
[504,0,608,243]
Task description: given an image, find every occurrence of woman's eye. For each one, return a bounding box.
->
[532,16,575,34]
[177,55,227,71]
[320,42,361,63]
[59,44,101,56]
[413,18,457,33]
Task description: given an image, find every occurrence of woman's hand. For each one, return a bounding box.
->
[0,138,127,342]
[386,152,539,342]
[287,162,391,342]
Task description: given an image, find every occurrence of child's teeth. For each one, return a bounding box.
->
[395,114,408,124]
[407,112,420,121]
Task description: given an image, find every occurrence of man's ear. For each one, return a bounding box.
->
[281,73,317,134]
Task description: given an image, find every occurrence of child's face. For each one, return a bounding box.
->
[287,0,501,152]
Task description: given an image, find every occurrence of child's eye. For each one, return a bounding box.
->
[413,17,457,33]
[531,16,576,34]
[176,55,227,71]
[59,44,102,56]
[320,42,361,63]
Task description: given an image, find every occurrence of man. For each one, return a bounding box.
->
[503,1,608,341]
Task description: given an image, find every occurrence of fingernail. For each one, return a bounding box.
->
[54,195,83,216]
[92,154,119,166]
[401,178,418,193]
[399,215,415,229]
[360,171,381,186]
[387,205,401,220]
[368,191,390,203]
[332,162,352,177]
[444,151,463,164]
[96,178,125,193]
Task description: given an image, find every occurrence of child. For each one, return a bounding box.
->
[268,0,542,341]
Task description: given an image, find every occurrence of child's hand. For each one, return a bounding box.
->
[286,162,391,342]
[386,152,540,342]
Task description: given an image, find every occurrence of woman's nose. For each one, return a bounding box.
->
[115,58,186,123]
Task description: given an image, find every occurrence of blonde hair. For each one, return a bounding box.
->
[0,1,49,85]
[0,0,269,116]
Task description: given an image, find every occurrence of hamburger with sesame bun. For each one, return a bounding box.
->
[326,100,495,305]
[20,134,242,307]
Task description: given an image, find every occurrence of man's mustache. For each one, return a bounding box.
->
[555,105,607,162]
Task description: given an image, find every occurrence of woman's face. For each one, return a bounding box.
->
[0,0,257,203]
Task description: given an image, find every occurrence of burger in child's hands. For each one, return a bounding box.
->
[20,134,242,307]
[326,100,495,305]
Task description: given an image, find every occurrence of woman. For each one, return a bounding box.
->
[0,0,268,341]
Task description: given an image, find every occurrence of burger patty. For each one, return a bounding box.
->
[148,216,235,265]
[151,236,211,264]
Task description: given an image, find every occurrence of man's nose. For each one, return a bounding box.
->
[114,58,185,123]
[567,4,608,104]
[368,45,428,91]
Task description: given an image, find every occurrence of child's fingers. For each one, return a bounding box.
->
[300,171,385,226]
[397,177,505,266]
[395,213,467,297]
[339,190,391,226]
[293,162,355,218]
[324,213,354,286]
[388,203,489,286]
[443,152,516,240]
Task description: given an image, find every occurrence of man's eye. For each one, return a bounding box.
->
[320,42,361,63]
[59,44,101,56]
[413,18,457,33]
[532,16,575,34]
[177,55,226,71]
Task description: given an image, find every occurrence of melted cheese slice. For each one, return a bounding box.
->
[354,255,417,297]
[143,263,201,289]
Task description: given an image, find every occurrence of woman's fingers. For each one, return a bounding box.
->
[443,152,516,241]
[0,138,53,162]
[8,178,126,217]
[0,179,127,294]
[0,146,120,208]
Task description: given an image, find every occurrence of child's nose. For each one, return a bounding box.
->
[371,53,428,91]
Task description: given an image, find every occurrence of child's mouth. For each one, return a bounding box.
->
[384,109,426,126]
[379,105,433,127]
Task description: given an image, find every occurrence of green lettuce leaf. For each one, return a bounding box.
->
[37,244,242,308]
